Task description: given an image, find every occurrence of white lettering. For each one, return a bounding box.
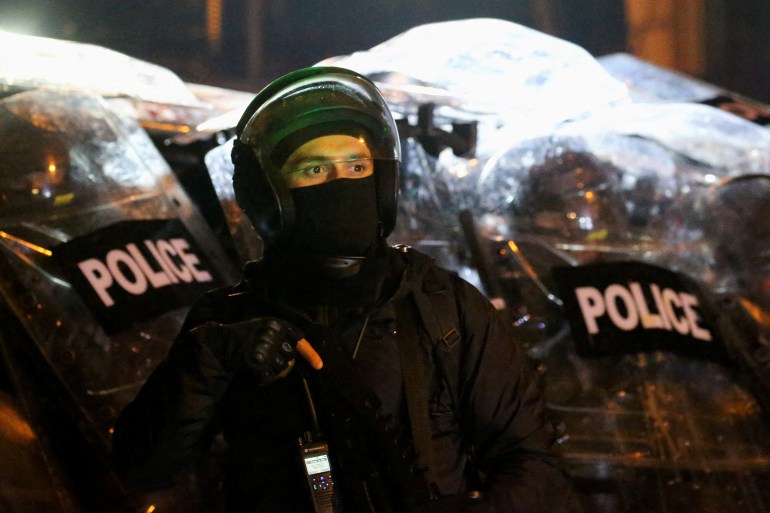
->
[605,284,639,331]
[144,240,179,284]
[106,249,148,296]
[662,288,690,335]
[171,238,213,282]
[157,240,192,282]
[629,282,664,329]
[575,287,605,334]
[572,281,713,344]
[75,237,214,307]
[78,258,115,307]
[680,293,713,341]
[650,284,673,330]
[127,243,172,288]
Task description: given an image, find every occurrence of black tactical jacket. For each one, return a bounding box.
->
[111,245,571,512]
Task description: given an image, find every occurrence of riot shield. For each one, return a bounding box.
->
[0,88,238,512]
[470,108,770,512]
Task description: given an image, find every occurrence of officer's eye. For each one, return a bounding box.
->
[303,165,328,177]
[296,163,334,182]
[343,159,373,176]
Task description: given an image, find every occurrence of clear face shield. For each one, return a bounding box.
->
[277,133,375,189]
[238,70,401,188]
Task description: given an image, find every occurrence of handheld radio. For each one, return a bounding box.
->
[299,435,336,513]
[299,374,339,512]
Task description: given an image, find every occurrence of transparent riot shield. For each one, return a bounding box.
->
[0,88,238,511]
[469,106,770,512]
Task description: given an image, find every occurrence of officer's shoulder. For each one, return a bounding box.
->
[390,244,461,291]
[392,244,439,271]
[392,244,497,308]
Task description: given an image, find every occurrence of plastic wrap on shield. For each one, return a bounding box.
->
[0,31,204,107]
[598,53,723,103]
[472,133,684,345]
[558,102,770,177]
[0,89,235,448]
[554,102,770,301]
[322,18,629,156]
[475,100,770,302]
[204,137,264,263]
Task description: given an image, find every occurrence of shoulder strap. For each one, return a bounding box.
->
[412,270,462,353]
[394,295,437,496]
[408,255,462,415]
[403,252,488,496]
[393,247,464,493]
[396,245,462,354]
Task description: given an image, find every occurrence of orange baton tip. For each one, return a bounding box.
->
[296,338,323,370]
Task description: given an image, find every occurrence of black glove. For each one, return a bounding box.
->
[194,317,305,386]
[245,317,304,385]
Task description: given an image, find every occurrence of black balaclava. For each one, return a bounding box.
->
[287,176,380,258]
[268,174,398,308]
[268,122,383,277]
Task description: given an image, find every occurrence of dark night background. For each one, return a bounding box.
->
[0,0,768,103]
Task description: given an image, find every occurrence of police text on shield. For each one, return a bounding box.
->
[574,282,712,341]
[77,238,213,307]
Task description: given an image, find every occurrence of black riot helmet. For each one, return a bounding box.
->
[231,66,401,252]
[512,151,631,242]
[707,174,770,310]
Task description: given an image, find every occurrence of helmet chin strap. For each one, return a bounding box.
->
[320,256,366,279]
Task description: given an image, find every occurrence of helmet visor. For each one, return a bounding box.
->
[239,70,400,177]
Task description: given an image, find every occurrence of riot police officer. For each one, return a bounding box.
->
[112,66,571,513]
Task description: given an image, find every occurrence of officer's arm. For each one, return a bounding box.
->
[111,314,319,490]
[457,281,571,513]
[111,323,231,490]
